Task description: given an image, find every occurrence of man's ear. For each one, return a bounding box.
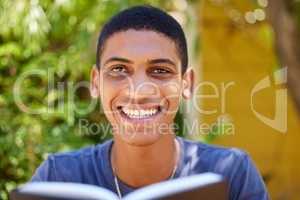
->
[90,65,100,98]
[182,68,194,100]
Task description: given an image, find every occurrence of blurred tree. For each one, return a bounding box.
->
[267,0,300,113]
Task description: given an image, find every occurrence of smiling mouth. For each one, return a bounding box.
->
[117,106,162,120]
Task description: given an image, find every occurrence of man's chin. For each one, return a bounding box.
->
[118,131,162,147]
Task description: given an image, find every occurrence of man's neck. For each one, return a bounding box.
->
[111,134,179,188]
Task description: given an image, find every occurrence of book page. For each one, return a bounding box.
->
[124,172,223,200]
[18,182,118,200]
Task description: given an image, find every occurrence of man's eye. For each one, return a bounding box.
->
[152,68,170,74]
[111,65,127,73]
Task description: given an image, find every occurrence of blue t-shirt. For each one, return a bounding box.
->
[31,137,269,200]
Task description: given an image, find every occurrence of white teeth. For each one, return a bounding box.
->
[121,108,159,119]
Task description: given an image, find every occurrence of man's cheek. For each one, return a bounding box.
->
[101,98,113,119]
[164,91,181,115]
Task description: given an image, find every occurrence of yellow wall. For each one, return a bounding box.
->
[199,1,300,199]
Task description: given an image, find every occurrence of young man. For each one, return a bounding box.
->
[31,5,269,199]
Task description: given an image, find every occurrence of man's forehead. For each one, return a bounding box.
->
[100,29,180,65]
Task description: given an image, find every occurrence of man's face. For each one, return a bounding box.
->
[91,30,193,146]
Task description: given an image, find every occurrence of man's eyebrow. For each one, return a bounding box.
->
[103,57,133,66]
[148,58,176,67]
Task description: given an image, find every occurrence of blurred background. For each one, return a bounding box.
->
[0,0,300,199]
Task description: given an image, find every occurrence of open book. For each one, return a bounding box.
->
[10,173,228,200]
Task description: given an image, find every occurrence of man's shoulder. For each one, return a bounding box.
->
[49,139,112,161]
[179,137,268,199]
[179,137,250,174]
[30,140,113,182]
[179,137,248,159]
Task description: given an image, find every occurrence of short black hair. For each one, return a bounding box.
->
[96,5,188,74]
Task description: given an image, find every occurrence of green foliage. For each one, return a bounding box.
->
[0,0,181,199]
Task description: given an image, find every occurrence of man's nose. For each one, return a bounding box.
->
[124,72,158,100]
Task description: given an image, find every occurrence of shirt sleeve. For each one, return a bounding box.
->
[30,155,57,182]
[229,153,269,200]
